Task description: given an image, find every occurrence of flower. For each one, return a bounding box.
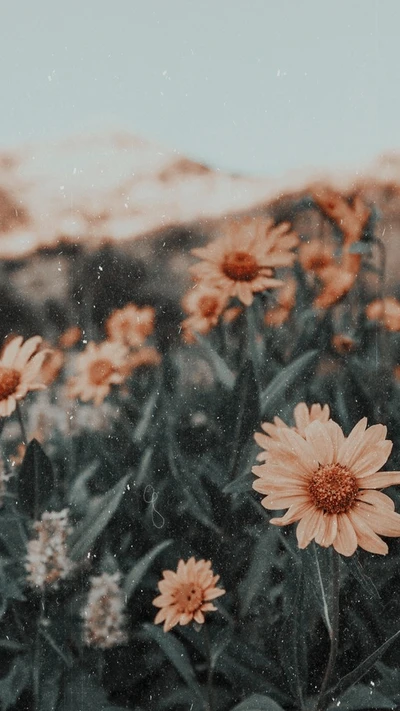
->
[58,326,82,349]
[66,340,128,406]
[264,278,297,327]
[105,304,155,348]
[153,557,225,632]
[299,241,335,274]
[39,347,64,386]
[0,336,49,417]
[122,346,162,376]
[254,402,330,462]
[25,509,72,589]
[366,298,400,332]
[190,218,298,306]
[312,187,370,243]
[313,263,357,310]
[252,416,400,556]
[181,284,229,341]
[332,334,356,354]
[82,572,127,649]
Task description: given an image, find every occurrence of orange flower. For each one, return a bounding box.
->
[0,336,49,417]
[366,298,400,332]
[120,346,162,378]
[312,187,370,243]
[254,402,330,462]
[153,557,225,632]
[332,334,356,354]
[106,304,155,348]
[299,241,335,274]
[181,284,228,341]
[252,416,400,556]
[314,264,356,310]
[67,341,128,406]
[264,278,296,327]
[58,326,82,349]
[40,348,64,385]
[190,218,298,306]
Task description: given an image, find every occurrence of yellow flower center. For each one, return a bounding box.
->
[309,463,358,514]
[0,366,21,400]
[173,582,203,614]
[88,359,115,386]
[198,295,221,318]
[222,251,260,282]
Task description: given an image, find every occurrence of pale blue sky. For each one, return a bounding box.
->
[1,1,398,176]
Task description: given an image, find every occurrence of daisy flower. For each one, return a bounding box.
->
[254,402,330,462]
[153,557,225,632]
[190,218,298,307]
[67,340,128,406]
[252,416,400,556]
[0,336,49,417]
[181,283,229,341]
[105,304,155,348]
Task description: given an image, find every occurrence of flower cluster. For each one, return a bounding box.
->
[82,572,127,649]
[25,509,72,590]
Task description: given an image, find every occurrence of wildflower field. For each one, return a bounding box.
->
[2,186,400,711]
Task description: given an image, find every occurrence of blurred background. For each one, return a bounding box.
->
[2,0,399,176]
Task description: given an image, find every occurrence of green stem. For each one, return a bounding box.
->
[315,550,340,711]
[203,624,214,711]
[16,402,28,446]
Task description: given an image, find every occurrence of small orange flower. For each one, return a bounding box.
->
[58,326,82,349]
[254,402,330,462]
[120,346,162,378]
[314,264,356,310]
[312,187,370,243]
[106,304,155,348]
[299,241,335,274]
[181,284,228,341]
[264,278,296,327]
[153,557,225,632]
[0,336,49,417]
[253,415,400,556]
[40,348,64,386]
[67,341,128,406]
[366,298,400,332]
[332,334,356,354]
[190,218,298,306]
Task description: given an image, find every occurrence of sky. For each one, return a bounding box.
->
[1,1,399,177]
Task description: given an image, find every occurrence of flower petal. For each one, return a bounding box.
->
[332,513,358,556]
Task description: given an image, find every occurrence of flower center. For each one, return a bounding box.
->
[0,367,21,400]
[309,464,358,514]
[173,582,203,614]
[222,251,260,282]
[88,359,115,386]
[198,295,220,318]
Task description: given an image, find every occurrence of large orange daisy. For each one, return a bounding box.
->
[254,402,330,462]
[0,336,49,417]
[190,218,298,306]
[67,340,128,406]
[153,557,225,632]
[252,416,400,556]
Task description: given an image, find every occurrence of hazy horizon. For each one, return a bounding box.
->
[2,1,399,177]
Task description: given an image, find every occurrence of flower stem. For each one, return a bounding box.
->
[203,624,214,711]
[315,550,340,711]
[16,402,28,446]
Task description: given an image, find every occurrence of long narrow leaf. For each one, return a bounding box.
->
[124,540,172,599]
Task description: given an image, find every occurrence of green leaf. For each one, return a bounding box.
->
[143,622,204,700]
[195,334,235,389]
[260,350,319,418]
[324,628,400,708]
[229,360,261,480]
[124,539,172,599]
[68,474,130,561]
[239,526,279,617]
[133,386,161,443]
[17,439,54,518]
[57,668,110,711]
[0,655,31,710]
[223,472,254,495]
[337,683,395,710]
[68,461,99,514]
[231,696,285,711]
